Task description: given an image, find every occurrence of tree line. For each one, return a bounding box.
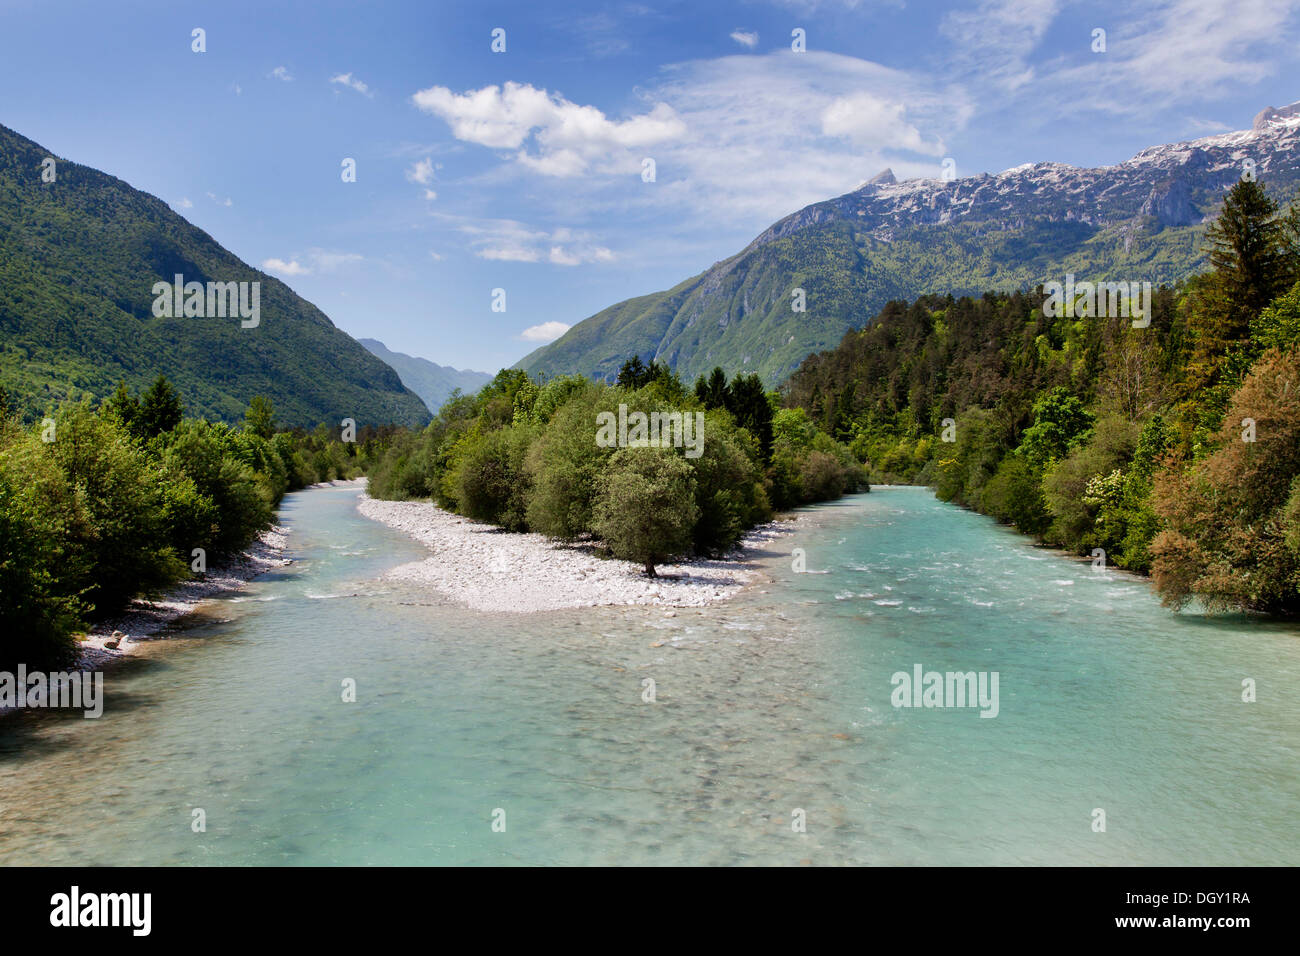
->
[0,378,387,672]
[783,178,1300,614]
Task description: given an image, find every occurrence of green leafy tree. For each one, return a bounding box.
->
[1016,387,1094,470]
[688,410,771,555]
[452,424,536,531]
[524,388,615,539]
[593,446,698,577]
[244,395,277,439]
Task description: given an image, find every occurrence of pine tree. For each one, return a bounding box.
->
[1201,180,1289,342]
[694,367,730,409]
[725,373,775,461]
[136,375,183,438]
[102,381,140,433]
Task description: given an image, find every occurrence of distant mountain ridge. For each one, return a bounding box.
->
[358,339,491,413]
[0,122,430,426]
[517,102,1300,387]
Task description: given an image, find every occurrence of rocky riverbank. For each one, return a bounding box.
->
[356,493,796,612]
[75,525,291,669]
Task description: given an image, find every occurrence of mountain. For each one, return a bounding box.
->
[518,102,1300,387]
[358,339,492,413]
[0,123,430,427]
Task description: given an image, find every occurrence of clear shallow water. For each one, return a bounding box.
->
[1,484,1297,865]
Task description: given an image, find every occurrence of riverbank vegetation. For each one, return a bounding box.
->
[0,378,387,671]
[365,360,866,576]
[785,179,1300,614]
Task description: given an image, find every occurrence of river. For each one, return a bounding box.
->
[1,484,1296,865]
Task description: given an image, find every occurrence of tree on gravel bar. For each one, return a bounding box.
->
[593,446,698,577]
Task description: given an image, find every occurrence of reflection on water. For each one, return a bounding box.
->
[1,485,1297,865]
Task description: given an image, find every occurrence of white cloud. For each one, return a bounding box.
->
[730,30,759,48]
[821,92,943,153]
[407,157,435,184]
[175,197,192,209]
[269,65,293,82]
[423,189,438,200]
[262,258,309,276]
[411,81,686,177]
[520,321,571,342]
[205,192,233,207]
[330,72,374,97]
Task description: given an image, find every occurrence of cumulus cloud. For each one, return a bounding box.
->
[330,72,374,97]
[411,81,686,177]
[730,30,759,48]
[262,258,309,276]
[821,91,943,153]
[520,321,571,342]
[174,197,192,209]
[269,66,293,82]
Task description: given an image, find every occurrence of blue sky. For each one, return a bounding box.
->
[2,0,1299,373]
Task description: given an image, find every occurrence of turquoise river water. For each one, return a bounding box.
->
[1,484,1297,865]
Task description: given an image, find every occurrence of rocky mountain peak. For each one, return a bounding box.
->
[1253,102,1300,131]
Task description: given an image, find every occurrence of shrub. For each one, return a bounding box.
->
[452,424,536,531]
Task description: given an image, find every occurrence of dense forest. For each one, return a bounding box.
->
[784,179,1300,614]
[0,378,388,672]
[366,360,865,574]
